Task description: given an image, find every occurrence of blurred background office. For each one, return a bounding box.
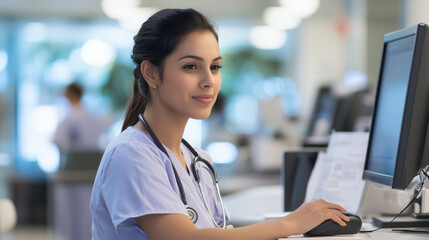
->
[0,0,428,239]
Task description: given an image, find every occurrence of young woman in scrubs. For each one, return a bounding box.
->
[90,8,350,240]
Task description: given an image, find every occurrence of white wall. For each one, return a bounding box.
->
[296,0,403,131]
[296,1,349,128]
[404,0,429,27]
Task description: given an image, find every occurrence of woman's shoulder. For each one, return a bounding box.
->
[108,126,145,146]
[103,127,165,165]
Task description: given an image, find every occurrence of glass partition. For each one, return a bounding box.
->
[15,19,135,176]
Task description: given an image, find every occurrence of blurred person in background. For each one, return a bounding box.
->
[52,82,104,152]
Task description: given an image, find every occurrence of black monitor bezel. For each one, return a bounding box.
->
[363,23,429,190]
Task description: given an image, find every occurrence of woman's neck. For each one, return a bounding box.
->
[141,105,188,155]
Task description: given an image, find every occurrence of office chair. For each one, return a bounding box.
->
[59,150,103,171]
[282,150,321,211]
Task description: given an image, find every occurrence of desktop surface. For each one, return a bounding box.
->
[223,185,429,240]
[279,227,429,239]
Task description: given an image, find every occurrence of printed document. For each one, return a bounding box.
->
[305,132,369,213]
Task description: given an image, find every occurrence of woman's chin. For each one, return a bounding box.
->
[190,111,212,120]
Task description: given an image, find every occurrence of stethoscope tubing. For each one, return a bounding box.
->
[138,114,188,206]
[138,114,226,228]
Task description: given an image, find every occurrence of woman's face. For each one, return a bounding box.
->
[154,30,222,120]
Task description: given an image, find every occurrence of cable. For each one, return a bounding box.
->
[359,169,427,233]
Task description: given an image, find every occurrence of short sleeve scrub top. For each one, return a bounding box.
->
[90,127,229,239]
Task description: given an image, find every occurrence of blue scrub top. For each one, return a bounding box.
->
[90,127,229,239]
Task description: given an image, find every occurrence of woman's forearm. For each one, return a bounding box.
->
[187,220,290,240]
[137,200,349,240]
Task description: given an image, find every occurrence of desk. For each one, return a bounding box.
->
[218,172,281,195]
[222,185,284,226]
[222,185,429,240]
[284,229,429,239]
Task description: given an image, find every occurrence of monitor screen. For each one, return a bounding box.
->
[363,23,429,190]
[307,85,338,138]
[365,36,415,177]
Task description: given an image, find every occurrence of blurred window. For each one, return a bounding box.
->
[0,21,13,168]
[13,20,135,176]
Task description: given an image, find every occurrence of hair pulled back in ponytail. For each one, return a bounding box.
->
[121,8,218,131]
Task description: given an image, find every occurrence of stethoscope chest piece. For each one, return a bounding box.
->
[186,206,198,223]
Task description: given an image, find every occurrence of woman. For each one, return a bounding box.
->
[90,8,350,239]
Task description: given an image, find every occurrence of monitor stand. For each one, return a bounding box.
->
[372,215,429,228]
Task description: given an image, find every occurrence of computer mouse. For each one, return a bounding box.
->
[303,212,362,237]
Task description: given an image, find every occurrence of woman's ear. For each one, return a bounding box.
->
[140,60,159,89]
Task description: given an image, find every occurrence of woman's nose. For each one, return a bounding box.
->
[200,68,215,88]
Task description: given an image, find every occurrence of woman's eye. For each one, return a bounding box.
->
[183,64,197,70]
[211,65,223,71]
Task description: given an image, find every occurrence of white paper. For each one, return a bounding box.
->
[305,132,369,213]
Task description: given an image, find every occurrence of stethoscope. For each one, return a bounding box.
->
[138,114,227,228]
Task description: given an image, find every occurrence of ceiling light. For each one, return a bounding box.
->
[118,8,159,31]
[101,0,158,31]
[263,7,302,30]
[250,26,287,50]
[101,0,140,19]
[279,0,320,18]
[80,39,116,67]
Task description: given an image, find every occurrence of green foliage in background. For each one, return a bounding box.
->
[101,62,133,111]
[220,48,284,97]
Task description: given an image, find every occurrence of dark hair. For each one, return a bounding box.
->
[65,82,83,100]
[121,8,218,131]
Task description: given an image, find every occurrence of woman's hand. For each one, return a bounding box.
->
[280,199,350,237]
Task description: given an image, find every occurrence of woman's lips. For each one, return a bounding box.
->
[192,95,213,104]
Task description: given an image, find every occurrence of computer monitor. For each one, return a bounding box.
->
[306,85,338,139]
[331,87,372,132]
[304,85,372,148]
[363,23,429,190]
